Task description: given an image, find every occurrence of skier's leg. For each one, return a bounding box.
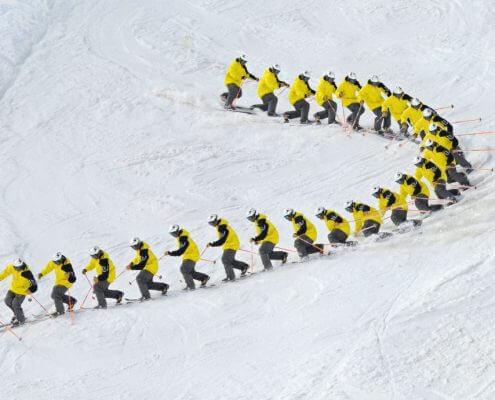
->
[4,290,15,314]
[265,93,278,116]
[362,220,380,237]
[295,100,310,123]
[447,166,470,187]
[372,107,383,131]
[284,108,301,120]
[415,194,443,212]
[328,229,348,244]
[294,237,308,258]
[391,208,407,226]
[346,103,359,124]
[225,84,242,107]
[229,250,249,271]
[434,180,457,200]
[136,270,152,299]
[221,250,236,280]
[180,260,196,289]
[314,102,330,121]
[51,285,68,314]
[11,294,26,323]
[453,148,472,170]
[327,100,337,123]
[187,261,209,284]
[383,111,391,129]
[93,281,109,308]
[259,241,275,269]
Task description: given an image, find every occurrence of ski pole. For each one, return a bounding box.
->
[0,318,22,341]
[129,275,163,286]
[80,274,94,308]
[453,117,482,124]
[30,295,52,317]
[434,105,454,111]
[470,167,494,172]
[339,99,349,133]
[239,248,258,255]
[294,236,324,254]
[274,246,297,253]
[457,131,495,137]
[68,289,74,323]
[326,100,344,126]
[250,242,254,273]
[453,148,495,153]
[200,258,216,264]
[115,269,126,280]
[351,103,364,131]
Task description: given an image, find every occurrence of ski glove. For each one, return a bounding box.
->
[82,269,87,275]
[37,273,43,280]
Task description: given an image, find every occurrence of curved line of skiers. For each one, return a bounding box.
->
[0,55,475,328]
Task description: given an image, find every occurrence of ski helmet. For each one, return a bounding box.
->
[169,224,181,236]
[371,186,382,198]
[393,86,404,96]
[239,53,248,63]
[344,201,355,212]
[326,71,335,80]
[423,108,433,118]
[13,258,25,270]
[129,237,141,249]
[349,72,357,80]
[283,208,296,220]
[246,208,258,222]
[272,64,281,73]
[89,246,101,258]
[314,207,326,219]
[394,172,406,183]
[425,139,435,149]
[208,214,219,226]
[301,70,311,80]
[413,156,424,166]
[411,98,420,107]
[428,122,438,132]
[370,75,379,83]
[52,252,64,263]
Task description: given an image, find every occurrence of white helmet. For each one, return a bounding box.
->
[413,156,424,166]
[393,86,403,95]
[370,75,379,83]
[429,122,438,132]
[283,208,295,220]
[239,53,247,62]
[326,71,335,80]
[423,108,433,118]
[272,64,281,73]
[246,208,258,221]
[89,246,101,257]
[302,70,311,79]
[52,252,63,263]
[315,207,326,219]
[411,98,420,107]
[208,214,219,226]
[344,201,355,212]
[425,139,435,149]
[372,186,381,197]
[169,224,181,236]
[129,237,141,248]
[13,258,25,269]
[349,72,357,80]
[394,172,405,183]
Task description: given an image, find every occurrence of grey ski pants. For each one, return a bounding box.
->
[221,249,248,280]
[221,84,242,107]
[136,270,167,299]
[446,166,470,187]
[285,99,310,122]
[258,241,287,270]
[362,220,380,237]
[51,285,76,314]
[314,100,337,123]
[93,281,123,308]
[434,179,458,200]
[328,229,348,244]
[346,103,365,127]
[252,93,278,115]
[453,148,472,169]
[294,235,322,258]
[414,194,443,212]
[180,260,208,290]
[371,107,390,131]
[5,290,26,323]
[391,208,407,226]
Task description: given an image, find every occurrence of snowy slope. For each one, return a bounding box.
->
[0,0,494,399]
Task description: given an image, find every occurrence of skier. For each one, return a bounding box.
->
[399,98,431,137]
[207,214,248,281]
[357,75,391,133]
[313,71,338,124]
[336,72,364,130]
[283,208,323,258]
[426,123,472,171]
[165,224,209,290]
[371,187,417,226]
[344,201,383,237]
[423,139,471,187]
[221,54,259,110]
[38,252,77,316]
[414,108,453,140]
[381,87,412,132]
[82,246,123,309]
[413,156,459,202]
[246,208,288,270]
[251,64,289,116]
[283,71,315,124]
[0,258,37,326]
[395,172,443,212]
[314,207,352,245]
[126,237,169,300]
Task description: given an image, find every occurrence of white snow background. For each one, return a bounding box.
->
[0,0,494,399]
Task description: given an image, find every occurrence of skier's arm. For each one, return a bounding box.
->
[21,270,37,293]
[168,236,189,257]
[0,266,12,281]
[97,258,110,281]
[130,249,149,270]
[209,225,228,247]
[39,262,54,278]
[61,263,77,283]
[242,65,258,81]
[253,219,268,241]
[402,93,413,102]
[294,215,307,236]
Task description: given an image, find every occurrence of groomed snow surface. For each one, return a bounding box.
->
[0,1,494,399]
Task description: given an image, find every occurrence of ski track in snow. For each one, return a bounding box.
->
[0,0,494,399]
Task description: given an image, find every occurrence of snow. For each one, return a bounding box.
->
[0,0,494,399]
